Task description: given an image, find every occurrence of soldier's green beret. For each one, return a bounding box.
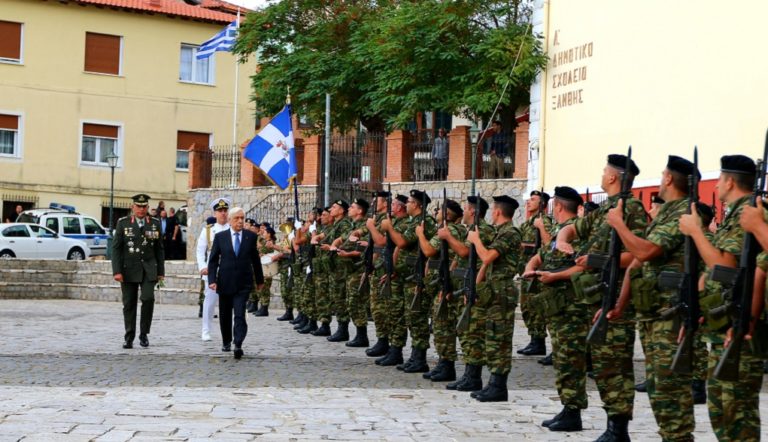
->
[409,189,432,206]
[132,193,151,206]
[375,190,391,198]
[445,199,463,218]
[352,198,369,213]
[554,186,583,204]
[492,195,520,211]
[607,154,641,176]
[721,155,756,175]
[667,155,701,179]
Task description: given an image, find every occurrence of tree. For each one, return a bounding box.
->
[234,0,547,133]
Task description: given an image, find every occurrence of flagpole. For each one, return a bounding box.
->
[230,7,241,188]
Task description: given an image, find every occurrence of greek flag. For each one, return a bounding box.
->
[243,105,298,190]
[196,21,238,60]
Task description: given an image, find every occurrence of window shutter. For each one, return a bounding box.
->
[83,123,118,138]
[84,32,121,75]
[177,131,210,150]
[0,21,21,60]
[0,114,19,130]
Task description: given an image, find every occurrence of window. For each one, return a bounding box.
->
[81,122,119,166]
[176,131,210,170]
[0,114,19,156]
[3,225,29,238]
[0,21,22,63]
[179,44,214,84]
[83,217,104,235]
[84,32,122,75]
[45,218,59,232]
[29,225,55,238]
[63,217,81,235]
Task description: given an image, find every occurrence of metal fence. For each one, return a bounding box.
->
[411,129,451,182]
[245,189,319,228]
[319,132,386,205]
[479,134,516,179]
[193,144,241,189]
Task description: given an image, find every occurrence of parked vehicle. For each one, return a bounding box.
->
[0,223,90,260]
[17,203,109,256]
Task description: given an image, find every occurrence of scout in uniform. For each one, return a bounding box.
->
[112,193,165,349]
[195,198,230,341]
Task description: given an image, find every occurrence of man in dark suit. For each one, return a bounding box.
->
[112,193,165,349]
[159,209,179,260]
[208,206,264,359]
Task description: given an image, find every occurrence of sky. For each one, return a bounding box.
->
[226,0,271,11]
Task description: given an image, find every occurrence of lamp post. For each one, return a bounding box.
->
[470,128,480,196]
[106,152,119,259]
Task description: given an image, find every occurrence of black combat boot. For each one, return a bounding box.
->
[691,380,706,405]
[538,353,553,366]
[365,337,389,357]
[404,348,429,373]
[397,348,416,371]
[474,373,508,402]
[542,406,568,428]
[634,380,647,392]
[430,360,456,382]
[346,325,369,347]
[254,305,269,317]
[277,308,294,321]
[327,321,350,342]
[454,364,483,391]
[293,315,309,330]
[521,337,546,356]
[446,365,470,390]
[312,321,331,336]
[198,304,203,318]
[422,359,443,380]
[516,337,537,354]
[376,346,403,366]
[298,319,317,334]
[290,312,305,325]
[548,406,582,432]
[595,414,631,442]
[246,301,257,313]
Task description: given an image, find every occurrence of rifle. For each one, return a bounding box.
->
[381,184,394,299]
[358,192,376,298]
[286,237,296,292]
[436,188,452,319]
[710,132,768,381]
[409,191,429,311]
[711,192,718,227]
[657,146,700,374]
[457,192,481,333]
[586,146,633,345]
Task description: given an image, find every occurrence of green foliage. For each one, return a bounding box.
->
[234,0,547,132]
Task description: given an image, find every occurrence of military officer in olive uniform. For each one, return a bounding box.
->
[112,193,165,349]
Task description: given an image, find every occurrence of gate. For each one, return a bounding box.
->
[318,132,386,206]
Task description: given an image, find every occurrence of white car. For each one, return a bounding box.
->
[0,223,91,260]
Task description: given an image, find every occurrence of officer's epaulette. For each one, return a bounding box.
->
[117,216,130,223]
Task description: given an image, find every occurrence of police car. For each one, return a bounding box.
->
[17,203,109,256]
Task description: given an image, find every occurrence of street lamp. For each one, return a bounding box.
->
[106,152,119,259]
[469,127,480,196]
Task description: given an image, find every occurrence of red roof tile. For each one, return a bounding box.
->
[72,0,242,24]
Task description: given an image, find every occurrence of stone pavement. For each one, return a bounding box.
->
[0,300,765,441]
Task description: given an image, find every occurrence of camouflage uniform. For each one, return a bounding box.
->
[692,232,714,384]
[341,217,368,327]
[292,245,308,316]
[461,219,496,367]
[370,212,390,340]
[633,197,694,441]
[699,195,763,441]
[427,222,468,361]
[480,221,521,375]
[531,217,588,410]
[278,241,295,311]
[250,238,272,307]
[573,194,647,418]
[328,216,353,323]
[518,214,555,340]
[398,213,437,350]
[388,215,410,348]
[315,224,333,324]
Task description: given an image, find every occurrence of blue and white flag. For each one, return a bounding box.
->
[243,105,298,190]
[196,21,238,60]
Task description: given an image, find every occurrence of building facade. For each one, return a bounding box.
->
[0,0,256,224]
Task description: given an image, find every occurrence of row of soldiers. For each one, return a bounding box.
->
[266,152,765,442]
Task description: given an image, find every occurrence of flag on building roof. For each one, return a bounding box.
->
[196,20,238,60]
[243,105,298,190]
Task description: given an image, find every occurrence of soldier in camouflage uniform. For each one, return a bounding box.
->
[444,196,493,392]
[415,198,466,382]
[250,227,276,317]
[557,154,647,440]
[466,195,521,402]
[523,187,586,431]
[296,208,324,334]
[334,198,371,347]
[375,195,410,366]
[604,156,698,441]
[311,207,335,337]
[363,191,392,357]
[517,190,554,357]
[385,189,437,373]
[679,155,764,442]
[322,200,353,342]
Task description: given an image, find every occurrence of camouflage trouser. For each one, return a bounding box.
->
[520,290,547,339]
[480,278,518,375]
[549,298,590,410]
[290,263,304,312]
[405,279,432,350]
[693,330,708,382]
[388,272,407,348]
[249,277,272,306]
[590,307,635,418]
[707,340,763,442]
[301,270,316,319]
[345,267,367,327]
[279,267,293,309]
[638,319,694,441]
[432,281,463,361]
[330,264,349,323]
[370,268,389,339]
[315,257,332,324]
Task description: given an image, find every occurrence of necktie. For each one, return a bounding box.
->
[234,232,241,256]
[138,220,144,228]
